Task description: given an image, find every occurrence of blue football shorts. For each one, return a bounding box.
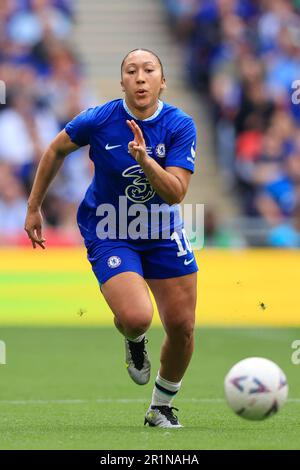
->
[84,231,198,287]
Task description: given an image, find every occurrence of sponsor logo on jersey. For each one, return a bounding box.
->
[191,141,195,159]
[122,165,156,203]
[187,142,196,164]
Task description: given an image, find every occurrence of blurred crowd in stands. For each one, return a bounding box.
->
[163,0,300,247]
[0,0,96,246]
[1,0,300,247]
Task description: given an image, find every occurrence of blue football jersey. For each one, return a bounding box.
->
[65,99,197,241]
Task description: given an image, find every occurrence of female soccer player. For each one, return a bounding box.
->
[25,48,198,428]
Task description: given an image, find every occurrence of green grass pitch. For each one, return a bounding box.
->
[0,327,299,450]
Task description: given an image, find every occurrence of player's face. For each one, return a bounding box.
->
[121,50,166,119]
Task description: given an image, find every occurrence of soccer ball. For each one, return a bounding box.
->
[224,357,288,420]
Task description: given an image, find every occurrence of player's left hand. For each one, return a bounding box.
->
[126,120,148,164]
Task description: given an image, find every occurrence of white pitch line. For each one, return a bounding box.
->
[0,398,223,405]
[0,399,88,405]
[0,398,299,405]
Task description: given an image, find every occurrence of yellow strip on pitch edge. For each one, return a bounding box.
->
[0,248,299,326]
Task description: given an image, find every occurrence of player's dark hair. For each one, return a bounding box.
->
[121,48,164,78]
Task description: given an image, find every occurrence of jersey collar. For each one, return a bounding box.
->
[122,99,163,121]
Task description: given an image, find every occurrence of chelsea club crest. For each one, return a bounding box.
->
[107,256,122,269]
[155,143,166,158]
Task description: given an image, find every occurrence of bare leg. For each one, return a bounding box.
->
[146,272,197,382]
[101,271,153,339]
[101,271,153,385]
[159,330,194,382]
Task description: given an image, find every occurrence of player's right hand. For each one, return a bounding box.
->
[24,208,46,249]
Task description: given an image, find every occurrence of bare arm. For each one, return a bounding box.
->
[139,160,191,205]
[25,130,79,249]
[127,119,191,205]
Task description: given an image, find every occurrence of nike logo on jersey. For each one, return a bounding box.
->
[184,257,194,265]
[105,144,122,150]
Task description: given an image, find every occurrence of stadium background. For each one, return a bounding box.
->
[1,0,300,450]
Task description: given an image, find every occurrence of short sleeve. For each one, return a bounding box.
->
[165,118,197,173]
[65,108,95,147]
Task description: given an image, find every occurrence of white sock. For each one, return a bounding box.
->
[151,372,182,407]
[127,333,145,343]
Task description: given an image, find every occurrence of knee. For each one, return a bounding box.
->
[164,316,195,344]
[115,308,153,339]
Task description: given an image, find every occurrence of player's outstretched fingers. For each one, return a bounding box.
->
[131,121,145,146]
[36,228,46,249]
[25,228,46,250]
[126,120,135,133]
[126,120,145,146]
[128,140,137,150]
